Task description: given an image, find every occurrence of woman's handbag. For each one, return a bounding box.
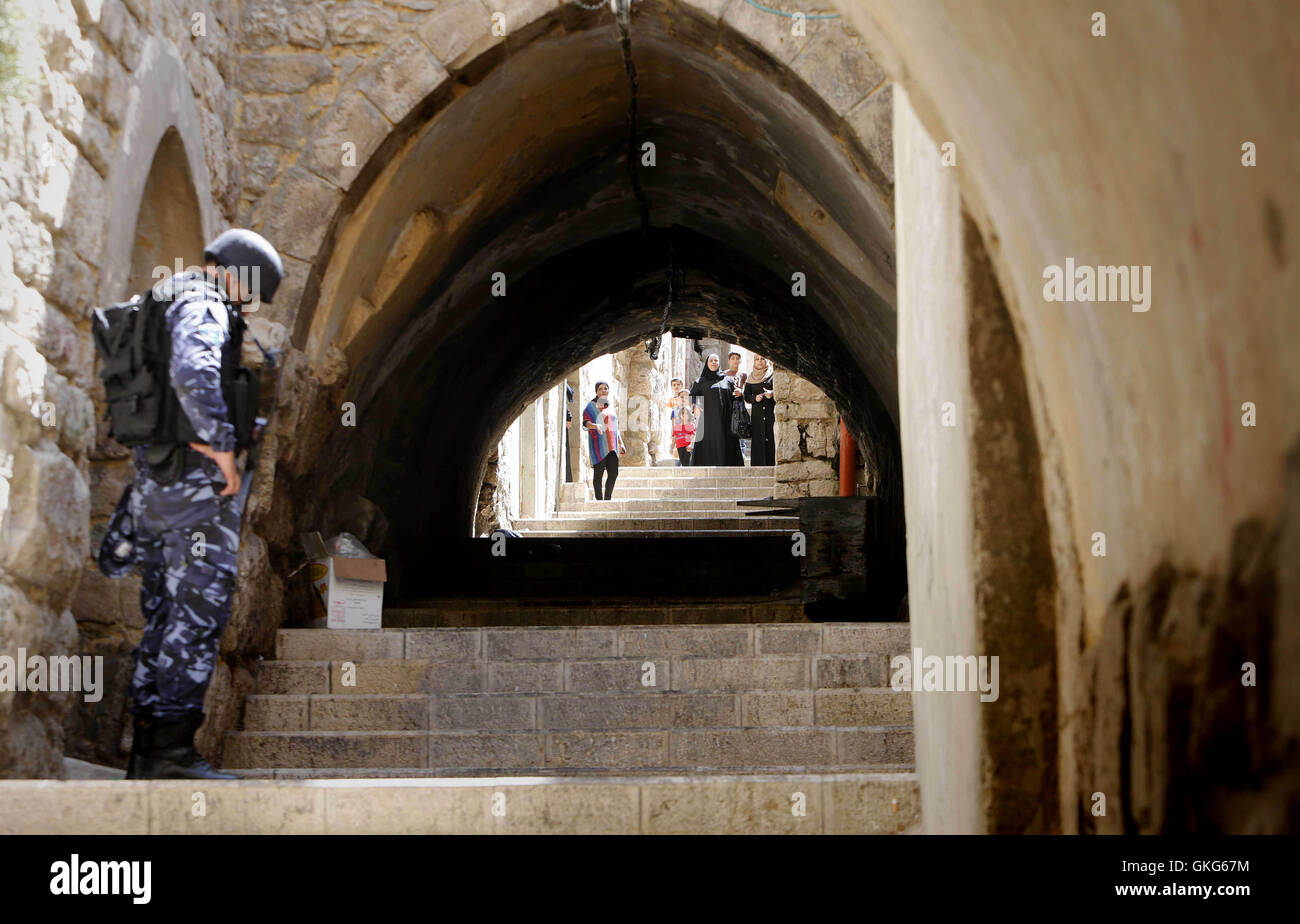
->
[730,398,751,439]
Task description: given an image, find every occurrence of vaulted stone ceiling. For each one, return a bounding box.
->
[285,2,900,564]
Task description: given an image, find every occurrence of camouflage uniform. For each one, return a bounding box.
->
[128,273,242,719]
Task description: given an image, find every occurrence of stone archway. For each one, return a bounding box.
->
[124,126,206,296]
[236,0,904,592]
[221,0,1069,820]
[851,1,1299,834]
[97,36,215,304]
[208,0,1297,834]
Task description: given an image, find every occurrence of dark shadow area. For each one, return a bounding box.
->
[281,225,905,620]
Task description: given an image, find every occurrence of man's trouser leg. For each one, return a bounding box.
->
[126,546,169,777]
[127,452,241,777]
[129,545,171,717]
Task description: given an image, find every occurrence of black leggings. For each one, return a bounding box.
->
[593,450,619,499]
[676,446,691,466]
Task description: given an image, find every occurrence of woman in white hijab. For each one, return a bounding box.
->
[688,353,741,466]
[743,355,776,466]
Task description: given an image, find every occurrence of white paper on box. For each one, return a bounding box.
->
[325,572,383,629]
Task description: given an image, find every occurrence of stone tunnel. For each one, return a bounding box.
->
[281,0,903,597]
[0,0,1296,835]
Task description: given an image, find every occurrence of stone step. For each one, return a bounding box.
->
[379,602,810,627]
[242,689,912,731]
[514,516,797,531]
[256,654,898,695]
[579,473,769,480]
[222,727,914,771]
[551,509,783,519]
[0,774,921,834]
[392,595,802,608]
[601,466,776,477]
[275,623,907,661]
[558,499,784,513]
[514,528,795,538]
[565,488,778,500]
[586,480,776,491]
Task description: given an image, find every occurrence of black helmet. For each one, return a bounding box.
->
[202,228,284,303]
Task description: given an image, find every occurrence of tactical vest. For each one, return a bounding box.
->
[92,273,259,452]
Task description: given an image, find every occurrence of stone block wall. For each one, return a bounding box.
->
[773,369,868,498]
[484,380,567,533]
[1,0,241,775]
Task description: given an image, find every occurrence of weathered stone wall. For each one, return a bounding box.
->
[772,368,867,497]
[473,446,498,536]
[484,380,566,530]
[868,4,1300,832]
[1,0,243,774]
[2,0,897,776]
[617,341,656,466]
[494,413,519,527]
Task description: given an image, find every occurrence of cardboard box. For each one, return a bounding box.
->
[325,555,387,629]
[301,533,387,629]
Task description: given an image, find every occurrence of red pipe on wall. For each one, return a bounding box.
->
[839,419,856,497]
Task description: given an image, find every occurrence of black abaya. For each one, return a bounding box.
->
[689,368,743,466]
[744,375,776,466]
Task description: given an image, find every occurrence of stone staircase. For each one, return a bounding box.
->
[223,621,915,778]
[513,465,797,537]
[0,613,921,834]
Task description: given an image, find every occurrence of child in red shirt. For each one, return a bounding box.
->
[671,390,698,466]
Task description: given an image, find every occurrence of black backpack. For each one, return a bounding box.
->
[91,274,259,450]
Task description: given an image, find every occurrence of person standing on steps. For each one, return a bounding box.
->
[721,352,749,466]
[113,228,283,781]
[657,378,685,413]
[671,388,698,465]
[688,353,743,466]
[744,355,776,466]
[583,382,626,499]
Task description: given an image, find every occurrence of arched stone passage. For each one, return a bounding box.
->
[850,2,1299,834]
[98,36,215,304]
[124,127,205,295]
[214,0,1295,835]
[248,0,904,604]
[308,227,902,600]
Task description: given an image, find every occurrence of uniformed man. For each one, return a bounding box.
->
[125,229,283,780]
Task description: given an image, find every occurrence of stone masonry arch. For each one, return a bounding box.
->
[845,2,1300,833]
[238,0,895,341]
[234,0,904,609]
[98,35,215,304]
[124,126,205,295]
[0,0,1290,840]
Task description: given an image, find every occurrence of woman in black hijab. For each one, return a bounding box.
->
[689,353,743,466]
[744,355,776,466]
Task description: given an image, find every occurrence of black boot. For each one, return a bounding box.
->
[125,713,155,780]
[142,712,237,780]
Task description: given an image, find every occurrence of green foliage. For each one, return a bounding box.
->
[0,0,24,98]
